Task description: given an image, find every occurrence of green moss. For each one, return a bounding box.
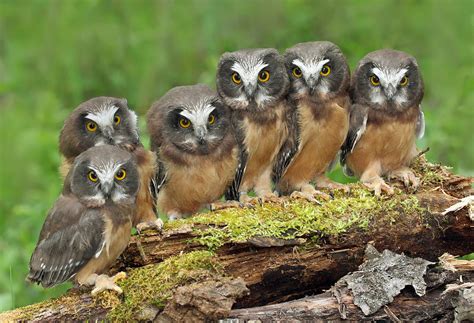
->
[163,185,423,250]
[411,155,452,188]
[106,251,221,321]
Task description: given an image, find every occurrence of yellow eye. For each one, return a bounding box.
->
[231,72,242,84]
[86,121,97,132]
[258,70,270,82]
[370,75,380,86]
[88,170,98,182]
[292,67,302,78]
[400,76,409,86]
[115,169,126,181]
[320,65,331,77]
[208,114,216,125]
[114,115,121,125]
[179,117,191,128]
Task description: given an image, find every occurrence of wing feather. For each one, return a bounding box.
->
[340,104,369,169]
[27,195,105,288]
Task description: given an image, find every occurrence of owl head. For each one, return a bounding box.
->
[59,97,140,159]
[351,49,424,112]
[147,84,233,157]
[216,48,289,111]
[65,145,139,207]
[284,41,350,101]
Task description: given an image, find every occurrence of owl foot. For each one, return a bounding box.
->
[364,177,394,196]
[90,272,127,296]
[290,186,331,203]
[136,218,164,234]
[389,167,420,189]
[257,192,281,204]
[314,176,350,193]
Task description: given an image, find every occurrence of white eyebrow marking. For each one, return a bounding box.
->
[231,59,268,87]
[179,103,215,126]
[292,58,330,77]
[85,105,119,127]
[90,160,123,184]
[371,67,408,89]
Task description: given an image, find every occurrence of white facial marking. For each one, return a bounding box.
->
[293,58,330,79]
[112,185,131,203]
[371,67,408,90]
[231,59,268,88]
[179,103,215,127]
[90,160,123,185]
[255,92,272,107]
[85,105,119,128]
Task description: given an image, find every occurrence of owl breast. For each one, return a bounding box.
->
[346,116,418,177]
[241,102,288,188]
[281,101,349,188]
[158,146,239,215]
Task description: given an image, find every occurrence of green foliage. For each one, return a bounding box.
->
[0,0,472,311]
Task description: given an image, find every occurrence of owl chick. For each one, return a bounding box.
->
[59,97,160,230]
[27,145,139,295]
[277,41,350,201]
[341,49,425,195]
[146,84,241,220]
[216,48,296,203]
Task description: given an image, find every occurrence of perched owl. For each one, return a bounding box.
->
[27,145,139,295]
[276,41,350,201]
[341,49,425,195]
[146,84,241,220]
[59,97,159,230]
[216,48,296,202]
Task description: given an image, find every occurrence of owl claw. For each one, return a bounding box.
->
[364,178,394,196]
[136,218,164,234]
[91,272,127,296]
[389,168,420,189]
[209,200,243,211]
[314,176,350,193]
[290,191,329,204]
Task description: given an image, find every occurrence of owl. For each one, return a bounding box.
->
[341,49,425,195]
[27,145,139,295]
[276,41,350,201]
[216,48,296,203]
[59,97,160,230]
[146,84,242,220]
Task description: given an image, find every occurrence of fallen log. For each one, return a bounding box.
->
[1,158,472,321]
[227,269,474,322]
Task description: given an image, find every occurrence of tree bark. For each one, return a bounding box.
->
[227,270,474,322]
[1,171,472,321]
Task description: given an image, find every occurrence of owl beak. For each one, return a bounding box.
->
[244,84,257,99]
[195,126,207,145]
[306,75,318,94]
[103,126,114,141]
[384,84,396,99]
[100,180,113,197]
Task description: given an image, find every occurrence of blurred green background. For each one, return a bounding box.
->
[0,0,472,311]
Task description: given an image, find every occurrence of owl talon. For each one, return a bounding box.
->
[290,191,323,204]
[389,168,420,189]
[314,176,350,193]
[364,178,394,196]
[136,218,164,234]
[209,200,242,211]
[91,272,126,296]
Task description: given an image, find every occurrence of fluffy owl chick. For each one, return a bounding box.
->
[216,48,295,203]
[341,49,425,195]
[277,41,350,201]
[59,97,159,230]
[147,84,241,220]
[27,145,139,295]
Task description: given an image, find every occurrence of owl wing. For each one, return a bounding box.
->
[416,107,425,139]
[27,195,105,288]
[152,153,167,195]
[272,99,301,184]
[340,104,369,168]
[225,116,248,201]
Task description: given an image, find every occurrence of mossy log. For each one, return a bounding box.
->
[1,158,473,321]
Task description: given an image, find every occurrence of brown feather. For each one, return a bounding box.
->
[132,147,158,226]
[278,100,348,193]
